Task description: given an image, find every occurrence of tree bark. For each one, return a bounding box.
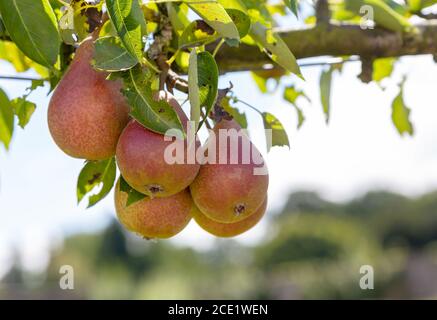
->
[211,21,437,73]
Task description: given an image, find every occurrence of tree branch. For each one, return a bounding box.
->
[211,21,437,73]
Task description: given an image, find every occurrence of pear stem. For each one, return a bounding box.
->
[212,39,225,58]
[235,98,263,115]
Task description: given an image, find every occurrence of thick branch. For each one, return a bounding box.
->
[212,21,437,73]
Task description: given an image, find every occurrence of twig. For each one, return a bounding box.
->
[415,11,437,20]
[315,0,331,25]
[0,75,46,82]
[235,98,263,115]
[156,54,170,91]
[200,110,212,129]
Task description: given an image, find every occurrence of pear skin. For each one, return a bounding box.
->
[193,197,267,237]
[48,37,129,160]
[190,119,269,223]
[114,179,192,239]
[116,91,200,198]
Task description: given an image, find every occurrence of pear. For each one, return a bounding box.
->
[114,179,192,239]
[48,37,129,160]
[193,197,267,237]
[116,91,200,198]
[190,119,269,223]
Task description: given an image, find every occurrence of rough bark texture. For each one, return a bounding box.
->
[211,22,437,73]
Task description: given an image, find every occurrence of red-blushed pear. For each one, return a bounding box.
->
[116,91,200,198]
[48,37,129,160]
[114,179,192,239]
[193,197,267,237]
[190,119,269,223]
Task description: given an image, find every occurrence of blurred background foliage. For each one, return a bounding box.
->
[2,189,437,299]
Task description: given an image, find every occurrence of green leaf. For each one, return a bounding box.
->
[250,22,302,77]
[373,58,395,83]
[0,88,14,150]
[284,86,309,129]
[284,85,310,105]
[184,0,240,41]
[179,20,218,49]
[251,72,268,93]
[93,36,138,71]
[58,0,92,45]
[0,41,29,72]
[106,0,146,62]
[320,68,333,124]
[167,3,190,34]
[0,0,61,67]
[11,97,36,129]
[188,50,201,133]
[226,9,251,38]
[218,0,248,12]
[391,82,414,136]
[77,158,117,208]
[262,112,290,151]
[294,105,305,129]
[119,175,146,206]
[284,0,299,17]
[0,41,49,77]
[195,52,219,130]
[29,80,45,92]
[121,66,184,134]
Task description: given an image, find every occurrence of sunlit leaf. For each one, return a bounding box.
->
[373,58,395,83]
[184,0,240,41]
[251,72,268,93]
[284,0,299,17]
[0,88,14,150]
[195,52,219,129]
[188,50,201,133]
[262,112,290,151]
[320,68,333,123]
[250,22,302,77]
[106,0,146,62]
[167,3,190,34]
[284,85,309,129]
[0,0,61,67]
[226,9,251,38]
[11,97,36,128]
[120,66,184,134]
[93,36,138,71]
[391,80,414,136]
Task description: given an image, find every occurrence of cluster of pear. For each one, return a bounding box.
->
[47,38,269,239]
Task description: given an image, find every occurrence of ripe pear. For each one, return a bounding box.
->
[48,37,129,160]
[190,119,269,223]
[193,197,267,238]
[116,91,200,198]
[114,179,192,239]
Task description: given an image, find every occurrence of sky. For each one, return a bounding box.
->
[2,38,437,275]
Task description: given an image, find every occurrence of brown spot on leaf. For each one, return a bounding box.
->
[88,173,101,185]
[195,20,215,35]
